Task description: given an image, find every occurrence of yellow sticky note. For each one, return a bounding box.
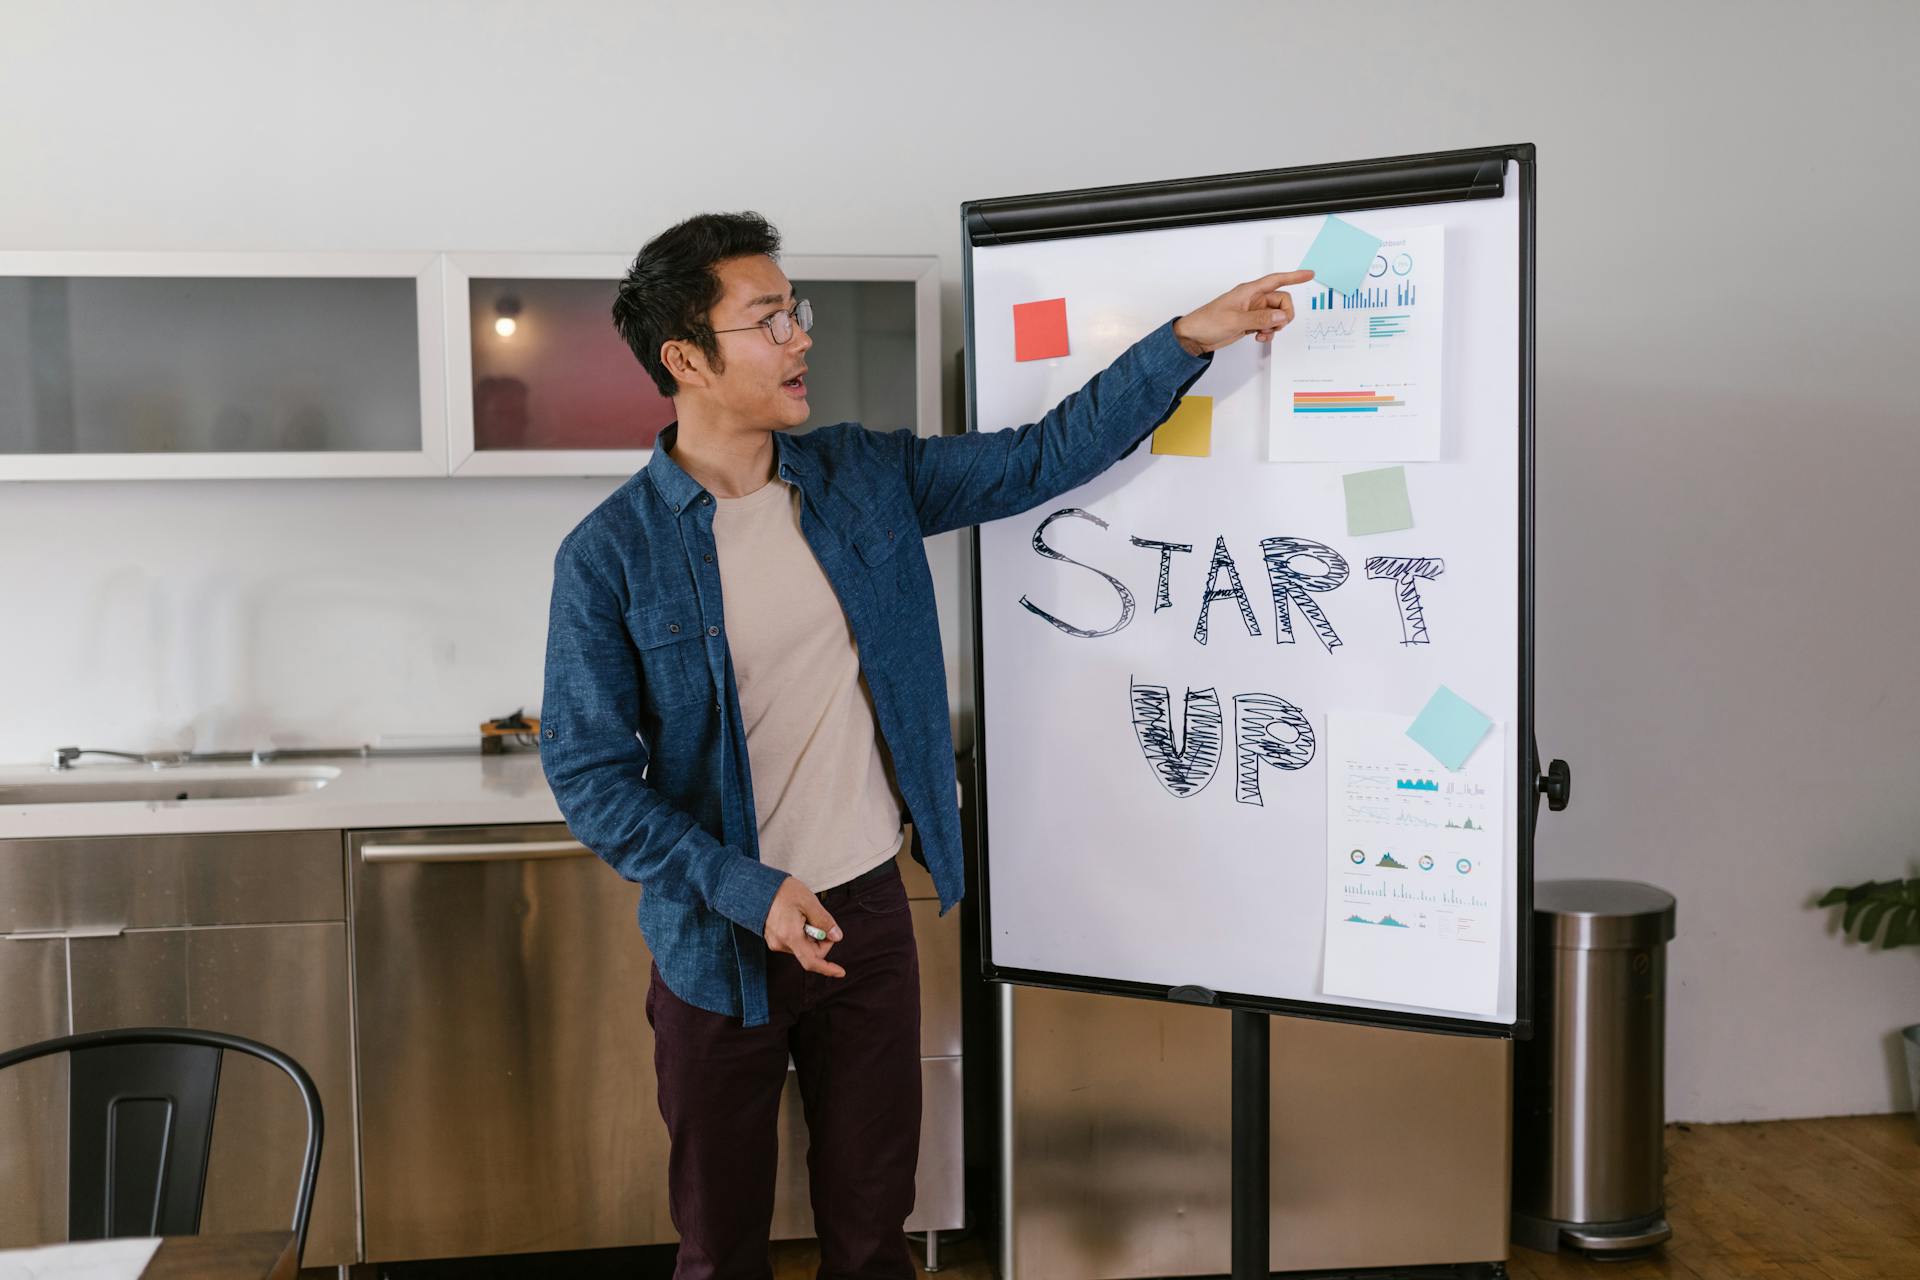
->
[1152,395,1213,457]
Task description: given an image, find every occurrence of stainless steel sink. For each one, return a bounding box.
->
[0,764,339,805]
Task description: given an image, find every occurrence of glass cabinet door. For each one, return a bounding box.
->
[0,252,447,480]
[457,258,671,463]
[445,254,941,477]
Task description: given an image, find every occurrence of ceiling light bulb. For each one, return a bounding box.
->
[494,316,517,338]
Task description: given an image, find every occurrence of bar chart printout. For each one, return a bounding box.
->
[1320,710,1505,1016]
[1268,223,1446,461]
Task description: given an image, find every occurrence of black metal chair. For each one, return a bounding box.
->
[0,1026,323,1258]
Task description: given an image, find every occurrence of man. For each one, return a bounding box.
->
[541,210,1309,1279]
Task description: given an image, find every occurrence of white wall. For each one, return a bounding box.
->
[3,0,1915,1123]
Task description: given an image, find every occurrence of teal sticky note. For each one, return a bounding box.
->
[1299,216,1385,295]
[1343,466,1413,536]
[1407,687,1494,771]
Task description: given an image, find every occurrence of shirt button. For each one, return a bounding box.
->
[671,504,680,514]
[699,494,711,505]
[703,553,714,563]
[707,625,720,637]
[668,623,680,634]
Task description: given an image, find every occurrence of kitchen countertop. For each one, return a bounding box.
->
[0,752,563,839]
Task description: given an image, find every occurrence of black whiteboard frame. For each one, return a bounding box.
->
[962,143,1539,1041]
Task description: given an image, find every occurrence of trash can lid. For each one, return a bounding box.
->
[1534,879,1677,949]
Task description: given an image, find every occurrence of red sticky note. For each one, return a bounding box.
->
[1012,298,1070,362]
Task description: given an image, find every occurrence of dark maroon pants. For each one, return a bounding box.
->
[646,860,922,1280]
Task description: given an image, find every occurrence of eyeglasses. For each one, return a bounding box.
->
[709,298,813,346]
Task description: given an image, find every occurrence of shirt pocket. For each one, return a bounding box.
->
[851,519,909,613]
[627,594,713,710]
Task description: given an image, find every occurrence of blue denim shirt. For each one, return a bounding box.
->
[540,320,1209,1025]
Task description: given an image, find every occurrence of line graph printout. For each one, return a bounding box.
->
[1267,224,1446,462]
[1321,710,1505,1016]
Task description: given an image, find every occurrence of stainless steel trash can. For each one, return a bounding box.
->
[1512,879,1678,1257]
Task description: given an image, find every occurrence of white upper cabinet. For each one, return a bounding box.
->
[0,251,941,481]
[0,252,448,480]
[445,253,942,477]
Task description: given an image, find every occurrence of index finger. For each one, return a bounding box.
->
[1245,269,1316,294]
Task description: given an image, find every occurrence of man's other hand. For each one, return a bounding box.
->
[764,876,846,978]
[1173,270,1316,356]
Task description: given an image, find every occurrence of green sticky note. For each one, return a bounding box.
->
[1343,466,1413,536]
[1407,687,1494,771]
[1300,215,1385,295]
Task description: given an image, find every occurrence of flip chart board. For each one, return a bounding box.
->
[964,146,1542,1036]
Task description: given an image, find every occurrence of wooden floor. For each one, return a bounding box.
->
[765,1114,1920,1280]
[769,1234,991,1279]
[1507,1113,1920,1280]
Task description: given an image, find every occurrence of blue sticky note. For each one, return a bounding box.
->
[1299,216,1385,295]
[1406,686,1494,771]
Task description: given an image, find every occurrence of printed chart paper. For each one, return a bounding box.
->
[1268,224,1446,462]
[1321,710,1505,1016]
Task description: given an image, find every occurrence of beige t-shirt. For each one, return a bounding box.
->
[711,477,905,891]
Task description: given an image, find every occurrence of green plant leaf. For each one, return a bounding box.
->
[1883,906,1920,950]
[1858,900,1893,946]
[1819,879,1920,948]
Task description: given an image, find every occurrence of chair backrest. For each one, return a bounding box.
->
[0,1026,323,1258]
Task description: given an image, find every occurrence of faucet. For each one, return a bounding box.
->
[53,746,185,771]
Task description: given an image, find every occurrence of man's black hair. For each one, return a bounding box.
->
[612,211,783,398]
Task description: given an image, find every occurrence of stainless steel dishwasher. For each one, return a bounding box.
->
[348,823,670,1262]
[349,821,965,1264]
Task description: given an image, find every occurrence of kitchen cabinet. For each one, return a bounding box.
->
[444,253,942,476]
[0,250,940,482]
[348,821,965,1262]
[0,830,359,1267]
[1,810,964,1267]
[0,937,68,1248]
[1002,985,1512,1277]
[0,251,447,480]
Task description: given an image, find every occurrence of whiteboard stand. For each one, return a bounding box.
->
[966,145,1577,1275]
[1232,1008,1270,1280]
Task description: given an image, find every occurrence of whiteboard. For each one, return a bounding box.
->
[968,155,1532,1034]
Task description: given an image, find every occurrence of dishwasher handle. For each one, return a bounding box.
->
[360,839,590,864]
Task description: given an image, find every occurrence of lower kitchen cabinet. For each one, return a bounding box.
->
[0,829,359,1267]
[66,924,358,1265]
[349,823,964,1262]
[0,938,69,1248]
[1,820,963,1268]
